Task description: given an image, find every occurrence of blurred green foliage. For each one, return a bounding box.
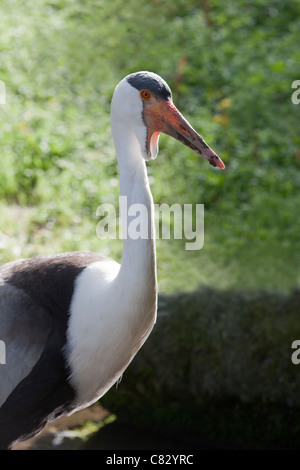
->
[0,0,299,292]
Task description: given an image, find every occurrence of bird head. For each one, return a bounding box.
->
[111,71,225,169]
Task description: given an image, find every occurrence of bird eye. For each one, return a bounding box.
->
[140,90,152,100]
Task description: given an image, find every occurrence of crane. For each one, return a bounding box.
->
[0,71,225,449]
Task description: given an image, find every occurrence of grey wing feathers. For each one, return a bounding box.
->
[0,281,51,407]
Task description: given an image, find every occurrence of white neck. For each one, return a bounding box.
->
[113,120,157,306]
[66,113,158,408]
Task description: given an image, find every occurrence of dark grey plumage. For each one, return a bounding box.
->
[0,251,107,449]
[127,71,172,101]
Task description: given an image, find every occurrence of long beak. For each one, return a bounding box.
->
[145,100,225,169]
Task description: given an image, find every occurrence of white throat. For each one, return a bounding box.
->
[66,96,157,407]
[112,113,157,292]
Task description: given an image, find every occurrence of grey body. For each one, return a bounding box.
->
[0,251,106,449]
